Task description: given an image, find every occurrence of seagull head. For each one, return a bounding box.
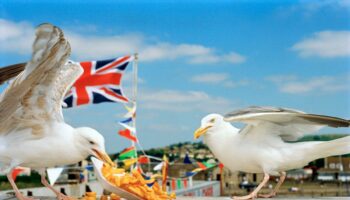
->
[75,127,115,166]
[194,113,225,139]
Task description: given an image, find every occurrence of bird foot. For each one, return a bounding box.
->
[232,193,257,200]
[57,193,76,200]
[258,192,276,198]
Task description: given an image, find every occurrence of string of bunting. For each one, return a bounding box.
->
[114,75,220,191]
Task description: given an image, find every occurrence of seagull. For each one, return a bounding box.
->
[194,106,350,200]
[0,24,113,200]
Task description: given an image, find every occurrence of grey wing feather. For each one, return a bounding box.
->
[224,106,350,141]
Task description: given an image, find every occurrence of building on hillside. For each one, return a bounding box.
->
[317,156,350,182]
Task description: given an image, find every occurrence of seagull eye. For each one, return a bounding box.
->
[89,141,95,145]
[209,118,215,123]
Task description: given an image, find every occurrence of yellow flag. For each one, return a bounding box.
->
[192,168,203,173]
[123,158,138,169]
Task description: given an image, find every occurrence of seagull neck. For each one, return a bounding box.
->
[73,130,90,159]
[203,124,239,147]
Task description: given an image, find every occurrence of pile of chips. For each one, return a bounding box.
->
[102,163,176,200]
[84,192,121,200]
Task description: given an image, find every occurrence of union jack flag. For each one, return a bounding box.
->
[64,56,132,107]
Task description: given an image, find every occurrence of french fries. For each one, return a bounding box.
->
[101,163,176,200]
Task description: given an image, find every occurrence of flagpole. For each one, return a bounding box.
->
[131,53,138,169]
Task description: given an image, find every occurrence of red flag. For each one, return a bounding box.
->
[197,162,207,170]
[136,164,144,174]
[138,155,150,164]
[183,179,188,188]
[219,163,224,169]
[118,129,137,142]
[12,168,25,181]
[171,179,176,190]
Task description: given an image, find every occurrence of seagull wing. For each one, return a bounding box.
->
[224,106,350,141]
[0,24,82,135]
[0,63,26,85]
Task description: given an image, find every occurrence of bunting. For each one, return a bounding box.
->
[124,104,136,118]
[47,167,64,185]
[12,168,25,181]
[153,162,163,171]
[119,146,136,160]
[183,153,192,164]
[123,158,138,169]
[118,129,137,142]
[171,179,176,191]
[138,155,150,164]
[197,161,216,170]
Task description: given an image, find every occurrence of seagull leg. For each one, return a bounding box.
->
[38,170,76,200]
[258,171,286,198]
[232,173,270,200]
[7,169,36,200]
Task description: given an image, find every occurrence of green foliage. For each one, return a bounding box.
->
[0,172,42,190]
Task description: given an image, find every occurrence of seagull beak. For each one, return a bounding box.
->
[92,148,115,167]
[194,125,212,139]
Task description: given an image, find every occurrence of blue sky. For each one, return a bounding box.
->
[0,0,349,153]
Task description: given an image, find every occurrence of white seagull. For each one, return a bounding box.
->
[0,24,113,200]
[194,106,350,200]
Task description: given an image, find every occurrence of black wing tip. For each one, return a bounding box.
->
[0,63,26,85]
[299,114,350,128]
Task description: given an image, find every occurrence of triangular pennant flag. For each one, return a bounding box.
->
[153,162,163,171]
[118,129,138,142]
[119,146,136,160]
[203,161,216,169]
[138,155,150,164]
[12,168,25,181]
[219,163,224,169]
[185,171,196,177]
[177,179,182,189]
[183,153,192,164]
[171,179,176,190]
[47,167,64,186]
[136,165,144,174]
[124,104,136,118]
[85,165,94,171]
[120,117,132,124]
[119,123,136,133]
[192,168,203,173]
[123,158,138,169]
[197,162,207,170]
[145,175,156,187]
[183,179,188,188]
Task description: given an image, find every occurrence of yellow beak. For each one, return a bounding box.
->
[194,125,212,139]
[92,148,115,167]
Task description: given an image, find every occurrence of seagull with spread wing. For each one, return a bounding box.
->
[194,106,350,200]
[0,24,113,200]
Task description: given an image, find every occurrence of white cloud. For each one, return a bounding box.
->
[267,74,349,94]
[277,1,350,18]
[265,75,298,82]
[190,73,249,88]
[138,89,235,113]
[291,31,350,58]
[0,19,35,54]
[0,19,246,64]
[191,73,229,84]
